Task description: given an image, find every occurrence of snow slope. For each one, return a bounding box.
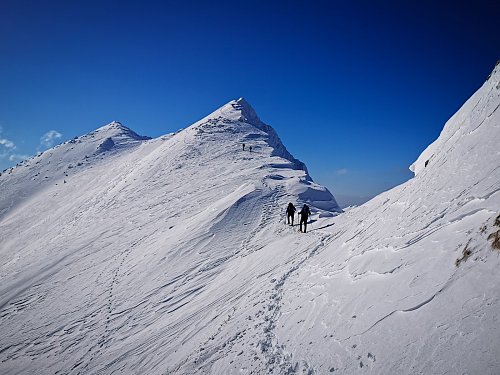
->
[0,98,340,374]
[0,121,151,219]
[0,62,499,374]
[275,63,500,374]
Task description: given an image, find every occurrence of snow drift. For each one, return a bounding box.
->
[278,63,500,374]
[0,62,499,374]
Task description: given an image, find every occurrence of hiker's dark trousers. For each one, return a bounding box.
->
[287,214,294,225]
[300,218,307,232]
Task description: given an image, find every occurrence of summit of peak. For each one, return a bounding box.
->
[211,97,262,126]
[232,98,259,122]
[193,98,263,129]
[92,121,151,143]
[233,97,252,109]
[230,97,255,111]
[97,121,129,132]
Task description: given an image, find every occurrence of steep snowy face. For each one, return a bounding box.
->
[158,97,339,212]
[275,64,500,374]
[192,98,311,175]
[411,61,500,175]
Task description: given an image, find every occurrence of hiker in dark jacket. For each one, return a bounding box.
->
[299,204,312,233]
[286,203,296,225]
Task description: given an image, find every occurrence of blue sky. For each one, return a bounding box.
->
[0,0,498,206]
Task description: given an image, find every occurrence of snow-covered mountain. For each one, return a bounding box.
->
[0,61,499,375]
[0,97,340,374]
[0,121,151,219]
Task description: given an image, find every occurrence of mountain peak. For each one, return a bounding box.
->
[96,121,130,133]
[93,121,151,142]
[197,98,263,128]
[189,98,311,178]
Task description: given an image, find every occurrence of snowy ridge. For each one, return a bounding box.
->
[191,98,310,175]
[411,61,500,175]
[0,98,340,375]
[0,121,151,220]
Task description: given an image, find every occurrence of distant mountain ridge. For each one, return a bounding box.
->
[0,120,152,219]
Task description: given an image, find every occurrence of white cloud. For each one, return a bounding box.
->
[0,128,63,163]
[336,168,348,175]
[0,126,17,160]
[39,130,62,149]
[0,138,15,149]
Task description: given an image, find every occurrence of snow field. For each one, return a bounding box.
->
[277,64,500,374]
[0,99,339,374]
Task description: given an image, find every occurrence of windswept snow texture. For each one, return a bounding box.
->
[1,61,500,373]
[277,64,500,374]
[0,99,340,374]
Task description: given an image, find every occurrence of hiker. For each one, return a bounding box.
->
[299,204,312,233]
[242,143,245,151]
[286,203,296,225]
[249,146,252,152]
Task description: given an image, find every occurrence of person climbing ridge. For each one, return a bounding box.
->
[249,146,252,152]
[286,202,296,226]
[242,143,245,151]
[299,204,312,233]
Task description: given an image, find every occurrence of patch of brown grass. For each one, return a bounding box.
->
[494,214,500,227]
[488,230,500,250]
